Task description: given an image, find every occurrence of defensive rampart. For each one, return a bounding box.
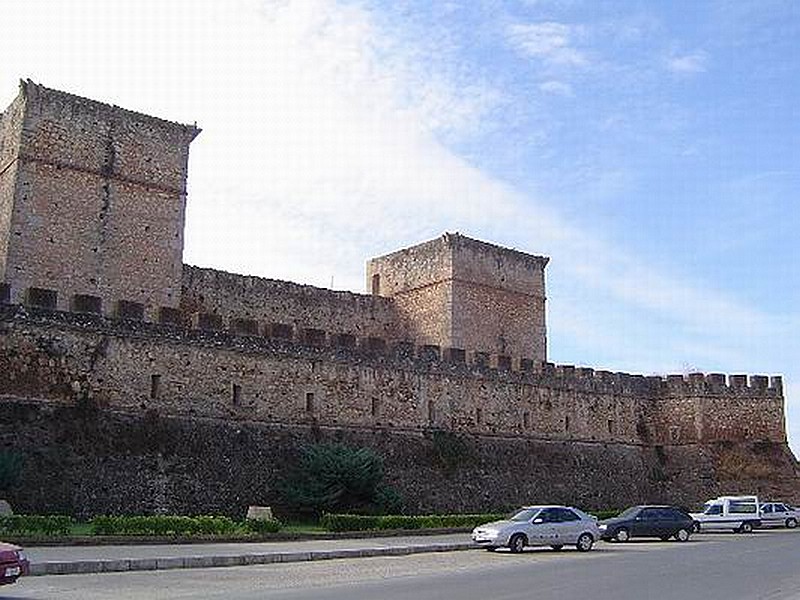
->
[0,301,796,517]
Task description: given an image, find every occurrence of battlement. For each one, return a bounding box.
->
[0,292,782,399]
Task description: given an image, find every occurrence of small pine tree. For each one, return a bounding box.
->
[280,444,401,515]
[0,451,23,492]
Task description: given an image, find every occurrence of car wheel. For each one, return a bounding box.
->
[614,528,630,543]
[786,518,798,529]
[738,522,754,534]
[576,533,594,552]
[550,545,563,551]
[508,533,527,554]
[675,528,690,542]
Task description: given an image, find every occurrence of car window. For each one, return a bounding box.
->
[509,508,540,522]
[536,508,559,523]
[775,504,786,512]
[555,508,581,522]
[704,504,722,515]
[618,507,640,519]
[640,508,660,520]
[762,505,773,514]
[729,501,757,514]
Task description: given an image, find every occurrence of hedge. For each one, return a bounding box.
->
[0,515,74,536]
[91,515,243,536]
[244,518,283,534]
[592,509,621,520]
[321,513,505,532]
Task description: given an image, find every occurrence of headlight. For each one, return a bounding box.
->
[474,528,499,538]
[598,524,607,531]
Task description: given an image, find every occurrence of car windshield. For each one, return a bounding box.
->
[617,507,640,519]
[508,508,540,522]
[704,503,723,515]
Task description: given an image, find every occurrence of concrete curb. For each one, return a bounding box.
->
[29,542,477,576]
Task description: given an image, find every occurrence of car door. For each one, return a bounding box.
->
[530,508,558,545]
[772,504,788,527]
[553,508,584,543]
[632,508,658,537]
[760,504,777,527]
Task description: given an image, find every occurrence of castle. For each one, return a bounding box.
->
[1,81,797,517]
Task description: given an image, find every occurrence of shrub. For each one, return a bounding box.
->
[280,444,399,515]
[591,509,621,520]
[90,515,239,536]
[0,515,73,536]
[321,512,504,532]
[320,513,379,532]
[244,519,283,534]
[0,451,23,491]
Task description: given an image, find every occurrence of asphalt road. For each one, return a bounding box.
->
[5,530,800,600]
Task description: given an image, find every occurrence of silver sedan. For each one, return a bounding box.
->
[472,505,600,553]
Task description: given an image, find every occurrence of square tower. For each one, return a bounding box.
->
[0,80,199,319]
[366,233,549,364]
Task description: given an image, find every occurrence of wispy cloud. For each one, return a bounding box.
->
[666,50,709,74]
[539,80,574,96]
[506,22,589,67]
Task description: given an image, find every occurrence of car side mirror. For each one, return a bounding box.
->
[532,518,544,524]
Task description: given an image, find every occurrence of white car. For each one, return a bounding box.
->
[690,495,762,533]
[472,505,599,553]
[759,502,799,529]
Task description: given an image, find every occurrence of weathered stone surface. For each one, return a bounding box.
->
[0,499,13,515]
[246,506,274,521]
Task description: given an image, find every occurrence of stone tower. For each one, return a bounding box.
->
[366,233,549,365]
[0,80,199,320]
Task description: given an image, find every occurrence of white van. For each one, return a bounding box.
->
[690,495,762,533]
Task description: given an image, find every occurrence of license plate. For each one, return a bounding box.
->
[4,566,20,577]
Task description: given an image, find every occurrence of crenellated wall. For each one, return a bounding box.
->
[1,301,796,516]
[181,265,407,344]
[0,303,785,447]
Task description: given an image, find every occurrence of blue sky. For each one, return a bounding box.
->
[1,0,799,452]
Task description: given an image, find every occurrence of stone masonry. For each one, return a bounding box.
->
[0,81,199,322]
[0,82,797,516]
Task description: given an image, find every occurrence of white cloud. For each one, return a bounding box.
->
[506,22,589,67]
[666,50,709,74]
[539,80,574,96]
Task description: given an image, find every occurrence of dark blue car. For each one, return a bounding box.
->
[599,505,694,542]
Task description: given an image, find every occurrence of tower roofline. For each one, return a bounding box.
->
[368,232,550,268]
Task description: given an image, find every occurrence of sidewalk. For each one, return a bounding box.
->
[26,533,477,576]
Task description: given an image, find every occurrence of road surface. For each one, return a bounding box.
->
[5,530,800,600]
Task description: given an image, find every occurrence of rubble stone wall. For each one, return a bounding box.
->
[0,81,198,320]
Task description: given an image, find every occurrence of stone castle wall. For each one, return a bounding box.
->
[181,265,406,344]
[366,233,549,363]
[0,303,785,447]
[366,235,454,351]
[0,81,198,321]
[449,235,548,362]
[0,303,795,517]
[0,88,26,281]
